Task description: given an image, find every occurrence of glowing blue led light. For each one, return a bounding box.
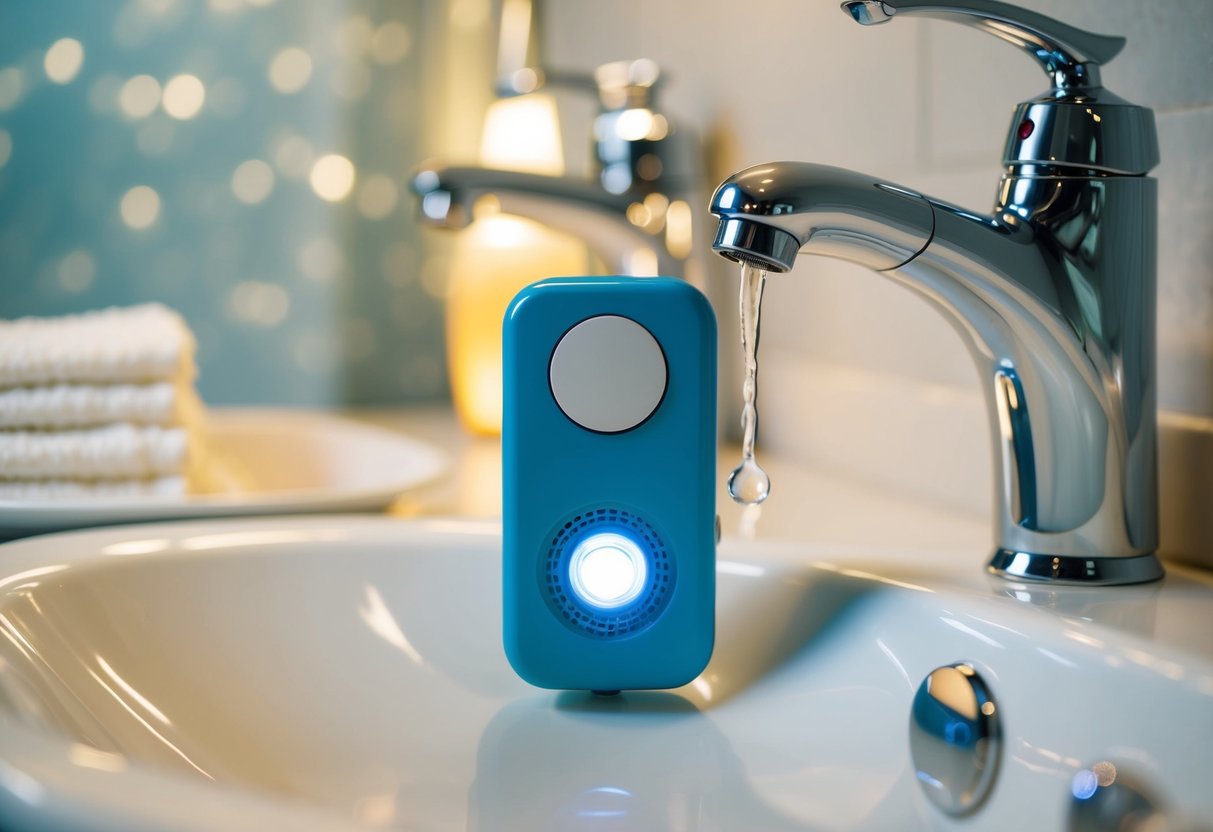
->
[568,532,649,609]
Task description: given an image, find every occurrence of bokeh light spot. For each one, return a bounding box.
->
[356,174,399,219]
[140,0,182,15]
[1071,769,1098,801]
[331,62,371,101]
[268,47,312,94]
[119,74,161,118]
[334,15,374,57]
[120,186,161,229]
[0,68,26,111]
[273,134,313,179]
[0,130,11,168]
[293,330,339,374]
[231,159,275,204]
[309,154,356,201]
[226,281,290,327]
[299,237,344,282]
[44,38,85,84]
[370,21,412,65]
[58,250,96,293]
[162,74,205,119]
[1092,761,1117,787]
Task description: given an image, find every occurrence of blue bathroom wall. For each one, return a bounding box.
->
[0,0,446,406]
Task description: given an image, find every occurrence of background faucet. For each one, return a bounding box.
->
[710,0,1163,585]
[412,58,702,281]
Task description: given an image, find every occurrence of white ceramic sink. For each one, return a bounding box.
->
[1,517,1211,831]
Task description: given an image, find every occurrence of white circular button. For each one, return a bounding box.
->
[549,315,666,433]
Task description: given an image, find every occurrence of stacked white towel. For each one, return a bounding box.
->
[0,304,203,499]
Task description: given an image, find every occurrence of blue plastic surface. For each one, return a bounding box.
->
[503,276,717,691]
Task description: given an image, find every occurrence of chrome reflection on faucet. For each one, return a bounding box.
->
[711,0,1163,584]
[412,59,700,280]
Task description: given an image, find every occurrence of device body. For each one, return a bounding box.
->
[503,276,717,691]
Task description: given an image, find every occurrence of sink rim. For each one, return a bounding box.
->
[2,515,1212,832]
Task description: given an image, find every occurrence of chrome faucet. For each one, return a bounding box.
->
[412,59,701,280]
[710,0,1162,585]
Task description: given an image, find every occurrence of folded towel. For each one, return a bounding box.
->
[0,382,190,429]
[0,304,195,388]
[0,424,188,480]
[0,476,187,500]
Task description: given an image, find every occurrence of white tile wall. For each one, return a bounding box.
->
[546,0,1213,564]
[1157,107,1213,416]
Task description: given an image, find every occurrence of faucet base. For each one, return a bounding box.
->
[988,550,1165,586]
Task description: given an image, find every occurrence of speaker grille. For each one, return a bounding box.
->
[543,507,674,639]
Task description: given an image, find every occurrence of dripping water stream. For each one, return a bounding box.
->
[727,261,772,506]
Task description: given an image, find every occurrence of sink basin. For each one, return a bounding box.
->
[1,517,1211,830]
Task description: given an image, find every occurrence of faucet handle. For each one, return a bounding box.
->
[842,0,1122,91]
[496,59,684,194]
[843,0,1158,175]
[497,59,663,112]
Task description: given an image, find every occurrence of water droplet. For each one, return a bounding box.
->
[728,457,770,505]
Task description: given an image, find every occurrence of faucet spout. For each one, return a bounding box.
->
[412,164,683,276]
[710,163,934,273]
[711,160,1161,584]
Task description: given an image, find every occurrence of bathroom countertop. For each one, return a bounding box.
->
[353,406,991,557]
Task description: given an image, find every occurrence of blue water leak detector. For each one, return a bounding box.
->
[503,276,717,691]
